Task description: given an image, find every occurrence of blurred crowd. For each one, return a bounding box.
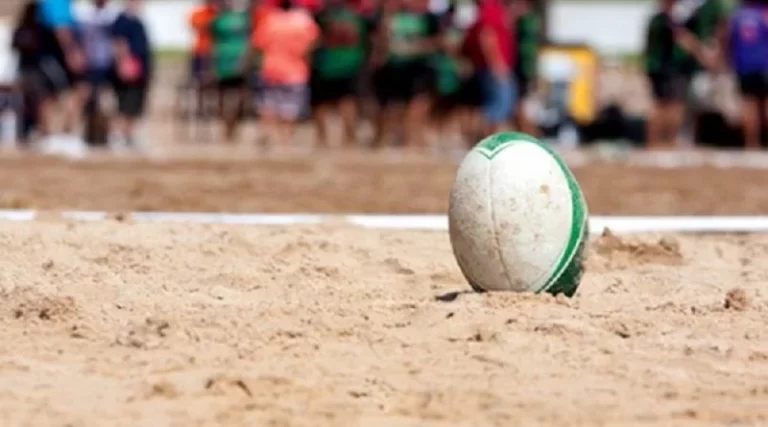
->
[6,0,768,154]
[182,0,542,151]
[11,0,151,154]
[642,0,768,150]
[9,0,543,154]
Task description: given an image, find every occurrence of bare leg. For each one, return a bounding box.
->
[338,96,358,147]
[281,118,296,150]
[454,106,473,147]
[259,109,278,149]
[110,114,127,142]
[646,102,662,149]
[63,82,89,136]
[37,96,57,138]
[742,97,761,150]
[220,88,243,142]
[313,103,332,148]
[666,100,686,149]
[404,94,431,150]
[372,106,390,149]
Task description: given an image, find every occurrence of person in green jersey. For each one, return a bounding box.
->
[512,0,539,135]
[209,0,250,141]
[671,0,727,146]
[644,0,689,149]
[371,0,441,150]
[311,0,374,148]
[675,0,727,77]
[431,6,470,147]
[643,0,722,149]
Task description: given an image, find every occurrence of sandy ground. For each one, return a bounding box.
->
[0,220,766,426]
[3,150,768,215]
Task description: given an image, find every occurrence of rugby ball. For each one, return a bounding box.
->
[448,132,589,297]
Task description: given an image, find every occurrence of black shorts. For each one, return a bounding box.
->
[191,55,211,82]
[648,72,688,102]
[738,72,768,98]
[310,74,358,106]
[36,56,86,98]
[115,83,148,118]
[373,62,434,106]
[456,74,483,107]
[433,90,461,117]
[217,76,245,91]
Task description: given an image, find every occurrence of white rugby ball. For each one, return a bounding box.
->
[448,132,589,297]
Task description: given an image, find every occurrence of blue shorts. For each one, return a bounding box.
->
[479,71,517,125]
[191,54,211,83]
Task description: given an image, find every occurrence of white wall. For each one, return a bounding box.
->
[548,2,655,55]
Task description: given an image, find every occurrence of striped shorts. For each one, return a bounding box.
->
[257,83,308,121]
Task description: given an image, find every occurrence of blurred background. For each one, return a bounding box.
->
[0,0,753,156]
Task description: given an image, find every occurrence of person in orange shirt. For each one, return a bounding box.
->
[253,0,319,149]
[189,0,219,84]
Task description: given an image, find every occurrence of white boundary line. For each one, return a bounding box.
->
[1,210,768,234]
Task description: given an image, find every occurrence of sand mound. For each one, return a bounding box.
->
[592,228,684,269]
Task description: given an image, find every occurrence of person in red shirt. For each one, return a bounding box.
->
[463,0,516,133]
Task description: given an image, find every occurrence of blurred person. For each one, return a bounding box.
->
[644,0,694,149]
[109,0,152,151]
[36,0,89,151]
[725,0,768,149]
[78,0,119,134]
[674,0,728,74]
[189,0,219,117]
[431,5,470,148]
[189,0,218,82]
[253,0,319,149]
[250,0,272,27]
[511,0,539,136]
[369,0,398,148]
[371,0,441,150]
[311,0,374,148]
[12,1,44,145]
[672,0,728,146]
[12,2,42,80]
[462,0,516,135]
[262,0,324,12]
[210,0,250,142]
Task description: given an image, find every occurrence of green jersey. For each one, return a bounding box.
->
[313,6,372,79]
[688,0,727,42]
[386,11,440,65]
[645,12,687,75]
[210,10,250,79]
[434,28,463,95]
[516,12,540,80]
[678,0,728,74]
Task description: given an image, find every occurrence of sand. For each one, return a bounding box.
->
[3,152,768,215]
[0,219,766,426]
